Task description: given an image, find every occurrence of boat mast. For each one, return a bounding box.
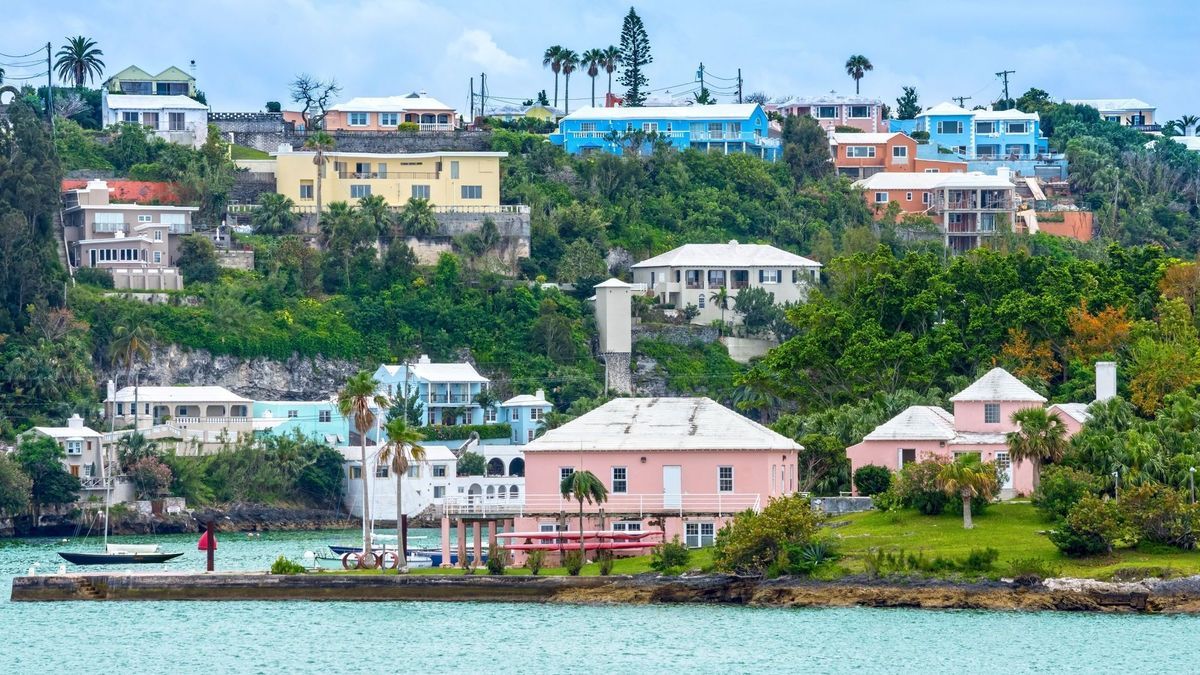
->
[104,379,115,548]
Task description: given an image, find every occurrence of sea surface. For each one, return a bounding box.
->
[2,528,1199,673]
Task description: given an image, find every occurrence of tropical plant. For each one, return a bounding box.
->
[337,370,388,564]
[396,197,438,239]
[582,48,605,108]
[650,536,691,575]
[1176,114,1199,136]
[844,55,873,95]
[526,549,545,575]
[563,549,584,575]
[617,8,652,106]
[117,432,160,470]
[560,469,608,566]
[54,36,105,87]
[270,555,307,574]
[357,193,392,241]
[378,416,425,568]
[559,49,579,115]
[486,542,507,574]
[1049,495,1126,556]
[14,437,79,522]
[107,319,157,395]
[251,192,297,235]
[302,130,335,216]
[1006,407,1069,491]
[895,86,920,120]
[708,286,731,334]
[542,45,565,108]
[937,456,998,529]
[601,45,621,98]
[0,453,32,517]
[712,494,823,573]
[1032,465,1102,521]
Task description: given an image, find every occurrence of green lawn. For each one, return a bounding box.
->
[230,144,270,160]
[834,502,1200,579]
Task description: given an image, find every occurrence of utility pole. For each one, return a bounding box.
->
[480,72,487,118]
[46,42,54,133]
[469,77,475,122]
[697,62,705,98]
[737,68,743,104]
[952,95,972,108]
[995,69,1016,103]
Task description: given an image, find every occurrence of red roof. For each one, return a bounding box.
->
[62,180,185,205]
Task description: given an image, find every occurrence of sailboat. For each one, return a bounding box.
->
[57,380,185,566]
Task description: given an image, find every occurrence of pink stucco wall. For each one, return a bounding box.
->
[846,439,1036,496]
[953,400,1041,432]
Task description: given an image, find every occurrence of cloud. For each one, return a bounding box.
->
[448,29,524,75]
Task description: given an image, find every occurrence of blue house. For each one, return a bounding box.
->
[498,390,553,445]
[253,399,354,444]
[549,104,781,160]
[914,102,1061,177]
[374,356,490,426]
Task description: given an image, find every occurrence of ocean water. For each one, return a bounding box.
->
[2,529,1199,673]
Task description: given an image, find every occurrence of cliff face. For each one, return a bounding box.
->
[102,344,362,401]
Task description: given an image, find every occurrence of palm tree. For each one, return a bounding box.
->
[357,193,392,247]
[396,197,438,239]
[601,46,622,99]
[709,286,731,334]
[250,193,297,234]
[844,55,873,95]
[582,48,605,108]
[560,49,580,115]
[107,320,156,385]
[337,371,388,565]
[938,457,998,529]
[542,45,565,108]
[54,36,105,88]
[560,469,608,564]
[1006,408,1068,492]
[303,131,335,219]
[378,416,425,569]
[1178,114,1200,136]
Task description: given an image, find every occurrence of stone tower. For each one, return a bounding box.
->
[594,278,633,395]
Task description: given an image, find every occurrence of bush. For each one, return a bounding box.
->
[911,130,930,142]
[526,549,545,575]
[1120,484,1199,550]
[650,536,691,575]
[597,551,614,576]
[872,486,905,512]
[853,465,892,497]
[773,540,841,577]
[713,495,823,573]
[422,423,512,442]
[563,549,583,576]
[74,267,114,289]
[1049,495,1127,557]
[862,547,997,578]
[1033,466,1102,521]
[896,458,949,515]
[486,543,506,575]
[961,547,1000,573]
[397,122,419,131]
[1006,557,1061,582]
[270,555,306,575]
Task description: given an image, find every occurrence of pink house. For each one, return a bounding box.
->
[847,365,1110,497]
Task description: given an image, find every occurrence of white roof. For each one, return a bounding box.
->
[973,109,1040,121]
[525,397,801,452]
[862,406,956,441]
[329,94,454,113]
[916,102,972,117]
[948,432,1010,445]
[1152,136,1200,152]
[950,368,1047,402]
[112,385,251,404]
[31,426,102,439]
[377,361,489,384]
[1066,98,1154,112]
[632,242,821,269]
[1049,402,1092,424]
[777,95,881,106]
[560,104,761,122]
[829,132,902,145]
[594,278,632,288]
[274,150,506,160]
[105,94,208,110]
[501,394,552,408]
[855,171,1014,190]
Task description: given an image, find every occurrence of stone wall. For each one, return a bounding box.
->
[633,323,720,346]
[229,172,276,206]
[813,496,874,515]
[286,130,494,153]
[601,351,633,394]
[216,250,255,271]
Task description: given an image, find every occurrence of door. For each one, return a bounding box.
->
[662,465,682,508]
[995,452,1014,490]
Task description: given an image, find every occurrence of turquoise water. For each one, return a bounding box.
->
[3,529,1199,673]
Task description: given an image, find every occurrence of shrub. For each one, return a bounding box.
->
[1033,466,1102,521]
[961,547,1000,573]
[853,465,892,497]
[397,122,419,131]
[1120,484,1199,550]
[911,130,930,142]
[774,540,841,577]
[712,495,823,573]
[74,267,114,289]
[270,555,306,575]
[862,546,997,578]
[486,543,506,575]
[526,549,545,575]
[1049,495,1127,557]
[597,551,615,576]
[896,458,949,515]
[872,486,905,512]
[650,536,691,575]
[563,550,584,576]
[423,423,512,442]
[1006,557,1061,582]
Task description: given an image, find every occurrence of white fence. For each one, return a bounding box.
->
[443,492,761,518]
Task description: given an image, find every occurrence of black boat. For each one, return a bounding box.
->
[58,544,184,565]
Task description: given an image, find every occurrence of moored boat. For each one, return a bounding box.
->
[58,544,185,565]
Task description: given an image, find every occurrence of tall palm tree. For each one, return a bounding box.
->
[542,45,566,108]
[560,49,580,115]
[107,320,156,385]
[1007,408,1068,491]
[337,371,388,565]
[560,469,608,565]
[844,55,873,95]
[54,36,105,88]
[357,193,392,249]
[708,286,731,334]
[396,197,438,239]
[378,416,425,569]
[601,46,622,99]
[1178,114,1200,136]
[251,193,297,235]
[303,131,335,219]
[582,48,605,108]
[938,457,998,529]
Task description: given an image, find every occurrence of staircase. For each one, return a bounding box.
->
[75,577,104,600]
[55,209,72,278]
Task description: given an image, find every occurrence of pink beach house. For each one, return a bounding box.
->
[846,363,1113,497]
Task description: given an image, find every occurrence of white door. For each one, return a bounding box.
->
[995,452,1014,490]
[663,465,682,508]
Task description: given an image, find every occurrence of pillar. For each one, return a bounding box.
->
[473,521,483,567]
[440,515,452,568]
[489,518,499,550]
[456,519,467,568]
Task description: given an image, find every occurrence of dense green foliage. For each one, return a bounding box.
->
[270,555,307,574]
[14,436,80,518]
[0,453,33,516]
[1033,466,1103,521]
[712,494,823,573]
[649,536,691,575]
[421,424,511,441]
[852,464,892,497]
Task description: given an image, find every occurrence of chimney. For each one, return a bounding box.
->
[418,354,431,364]
[67,414,84,429]
[1095,361,1117,402]
[535,389,545,400]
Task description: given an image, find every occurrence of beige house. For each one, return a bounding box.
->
[105,65,196,97]
[1066,98,1157,130]
[632,242,822,325]
[107,385,255,454]
[63,180,196,290]
[20,415,115,499]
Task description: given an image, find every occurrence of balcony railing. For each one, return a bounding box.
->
[93,223,127,233]
[228,203,530,216]
[443,492,763,517]
[167,223,193,234]
[933,196,1014,212]
[337,171,439,180]
[1129,124,1162,133]
[429,393,476,404]
[173,416,252,425]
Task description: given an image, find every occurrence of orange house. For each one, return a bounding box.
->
[831,132,966,179]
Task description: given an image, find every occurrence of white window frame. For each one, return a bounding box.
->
[718,466,734,493]
[433,464,447,478]
[349,466,362,479]
[642,122,658,133]
[408,465,420,478]
[922,192,931,205]
[153,230,162,241]
[924,168,940,173]
[612,466,628,494]
[612,521,642,532]
[66,440,83,455]
[975,121,996,134]
[560,467,574,482]
[874,192,888,204]
[411,185,431,200]
[936,120,963,134]
[299,182,314,200]
[685,522,715,548]
[319,410,332,423]
[461,185,483,200]
[892,145,908,158]
[848,105,870,119]
[380,112,399,127]
[375,464,389,478]
[1006,122,1028,134]
[815,106,837,119]
[153,251,162,263]
[984,403,1001,424]
[433,485,446,498]
[450,160,460,179]
[348,112,369,127]
[350,185,371,199]
[287,409,298,418]
[905,192,913,202]
[531,407,544,421]
[484,407,497,423]
[761,269,781,284]
[845,146,876,158]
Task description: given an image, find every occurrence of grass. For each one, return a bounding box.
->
[230,144,270,160]
[323,548,713,577]
[835,502,1200,579]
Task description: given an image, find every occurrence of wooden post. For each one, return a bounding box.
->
[205,521,215,572]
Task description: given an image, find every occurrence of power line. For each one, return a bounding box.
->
[0,46,46,59]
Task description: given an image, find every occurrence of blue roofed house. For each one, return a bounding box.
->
[549,104,780,160]
[374,355,491,426]
[914,102,1063,178]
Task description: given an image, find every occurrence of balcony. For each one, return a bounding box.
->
[1129,124,1162,133]
[429,393,477,405]
[337,170,439,180]
[167,223,193,234]
[93,223,127,233]
[933,195,1014,212]
[443,492,763,517]
[227,203,529,217]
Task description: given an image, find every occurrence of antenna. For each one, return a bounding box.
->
[995,69,1015,102]
[952,95,972,107]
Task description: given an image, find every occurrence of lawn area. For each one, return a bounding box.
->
[230,144,270,160]
[835,501,1200,579]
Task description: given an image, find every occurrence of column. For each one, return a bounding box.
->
[456,520,467,568]
[473,521,483,567]
[440,515,452,568]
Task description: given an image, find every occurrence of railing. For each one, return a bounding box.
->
[417,122,455,132]
[934,198,1014,211]
[1129,124,1162,133]
[337,171,439,180]
[167,223,193,234]
[93,223,127,233]
[429,393,475,404]
[443,492,763,517]
[173,416,252,425]
[227,203,529,216]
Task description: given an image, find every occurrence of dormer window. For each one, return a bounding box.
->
[984,403,1001,424]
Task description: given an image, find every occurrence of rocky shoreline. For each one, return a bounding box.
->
[14,572,1200,612]
[2,503,357,538]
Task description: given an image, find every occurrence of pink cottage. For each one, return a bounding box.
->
[847,364,1112,497]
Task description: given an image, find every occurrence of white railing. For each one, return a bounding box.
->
[173,416,252,425]
[417,122,455,132]
[93,223,127,233]
[431,204,530,215]
[443,492,762,517]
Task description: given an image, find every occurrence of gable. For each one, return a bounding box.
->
[154,66,195,82]
[110,65,154,82]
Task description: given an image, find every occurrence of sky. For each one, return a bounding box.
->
[4,0,1198,120]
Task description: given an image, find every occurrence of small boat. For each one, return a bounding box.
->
[58,544,185,566]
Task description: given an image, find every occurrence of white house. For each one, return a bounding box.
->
[102,93,209,148]
[1065,98,1158,130]
[631,241,822,325]
[19,414,134,502]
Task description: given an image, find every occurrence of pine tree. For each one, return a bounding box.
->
[896,86,921,120]
[617,8,652,107]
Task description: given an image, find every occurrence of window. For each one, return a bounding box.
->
[1006,122,1028,134]
[461,185,483,199]
[612,521,642,532]
[612,467,628,493]
[380,112,398,127]
[900,448,917,469]
[375,464,389,478]
[411,185,431,200]
[718,466,734,493]
[707,269,725,288]
[168,113,185,131]
[685,522,715,548]
[892,145,908,158]
[984,403,1001,424]
[354,162,372,176]
[484,407,496,423]
[698,294,705,308]
[685,269,702,289]
[122,112,139,124]
[433,464,447,478]
[815,106,837,119]
[936,120,963,134]
[511,409,519,421]
[905,192,913,201]
[924,168,940,173]
[349,466,362,479]
[142,112,159,129]
[527,429,535,442]
[287,410,298,418]
[153,230,162,241]
[450,161,460,179]
[922,192,931,205]
[348,112,369,126]
[560,467,575,482]
[642,122,658,133]
[531,407,545,421]
[579,122,596,133]
[408,465,420,478]
[66,440,82,455]
[153,251,162,263]
[539,523,565,533]
[350,185,372,199]
[849,105,870,118]
[319,410,332,423]
[975,121,996,134]
[433,486,446,498]
[760,269,781,283]
[845,146,875,158]
[874,192,888,204]
[299,181,314,200]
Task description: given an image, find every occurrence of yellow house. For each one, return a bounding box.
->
[271,150,507,208]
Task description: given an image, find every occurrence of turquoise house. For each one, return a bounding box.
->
[500,391,553,445]
[253,399,355,444]
[914,102,1061,177]
[374,356,490,426]
[549,103,781,160]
